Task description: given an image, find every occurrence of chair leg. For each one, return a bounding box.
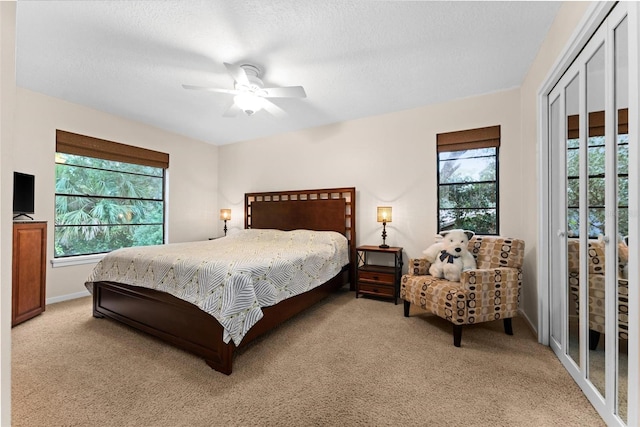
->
[403,300,410,317]
[504,318,513,335]
[453,324,462,347]
[589,329,600,350]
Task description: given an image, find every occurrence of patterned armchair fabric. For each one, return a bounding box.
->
[400,236,525,347]
[567,239,629,349]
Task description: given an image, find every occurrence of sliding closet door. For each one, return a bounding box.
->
[549,93,564,354]
[547,4,631,425]
[565,72,581,369]
[613,14,629,423]
[585,35,606,399]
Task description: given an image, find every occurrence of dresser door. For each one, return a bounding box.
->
[12,222,47,326]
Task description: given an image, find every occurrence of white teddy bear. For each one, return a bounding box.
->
[423,229,477,282]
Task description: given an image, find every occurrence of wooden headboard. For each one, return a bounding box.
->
[245,187,356,286]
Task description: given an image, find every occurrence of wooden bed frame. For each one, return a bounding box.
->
[92,187,356,375]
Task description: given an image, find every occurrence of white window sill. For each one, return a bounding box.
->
[51,253,106,268]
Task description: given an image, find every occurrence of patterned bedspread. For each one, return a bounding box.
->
[85,229,349,345]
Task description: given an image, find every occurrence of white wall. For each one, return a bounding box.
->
[13,88,220,300]
[219,88,523,276]
[519,1,591,331]
[0,3,16,425]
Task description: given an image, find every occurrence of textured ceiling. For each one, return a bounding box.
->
[15,1,562,145]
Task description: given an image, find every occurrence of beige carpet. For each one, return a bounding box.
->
[12,288,605,426]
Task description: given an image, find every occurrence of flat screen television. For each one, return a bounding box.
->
[13,172,35,219]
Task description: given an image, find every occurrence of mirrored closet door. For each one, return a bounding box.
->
[547,4,631,425]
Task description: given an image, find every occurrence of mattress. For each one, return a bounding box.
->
[85,229,349,345]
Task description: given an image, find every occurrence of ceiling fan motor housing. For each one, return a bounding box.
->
[235,64,266,95]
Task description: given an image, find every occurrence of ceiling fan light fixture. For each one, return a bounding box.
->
[183,61,305,118]
[233,93,263,116]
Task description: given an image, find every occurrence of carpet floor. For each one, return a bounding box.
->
[12,288,605,426]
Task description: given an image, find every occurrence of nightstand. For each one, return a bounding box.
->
[355,245,403,304]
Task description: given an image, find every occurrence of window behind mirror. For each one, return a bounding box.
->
[565,109,628,239]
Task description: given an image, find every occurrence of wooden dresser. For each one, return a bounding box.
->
[12,221,47,326]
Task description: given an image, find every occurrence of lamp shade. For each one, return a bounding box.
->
[377,206,392,223]
[219,209,231,221]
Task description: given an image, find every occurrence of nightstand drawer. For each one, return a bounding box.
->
[357,282,395,297]
[358,270,395,284]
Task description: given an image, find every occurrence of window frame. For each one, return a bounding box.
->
[54,130,169,259]
[436,125,500,235]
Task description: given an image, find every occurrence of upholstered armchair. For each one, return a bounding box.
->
[567,239,629,350]
[400,236,525,347]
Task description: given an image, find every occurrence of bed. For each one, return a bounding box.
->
[87,187,356,374]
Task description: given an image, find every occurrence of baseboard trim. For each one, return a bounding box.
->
[518,308,538,339]
[46,290,91,305]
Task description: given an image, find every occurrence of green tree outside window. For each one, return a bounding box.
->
[54,153,165,257]
[438,147,498,234]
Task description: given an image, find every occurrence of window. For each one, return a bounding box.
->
[566,109,628,238]
[54,130,169,258]
[436,125,500,234]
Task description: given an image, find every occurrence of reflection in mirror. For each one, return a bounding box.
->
[615,15,629,423]
[565,74,580,367]
[586,41,606,399]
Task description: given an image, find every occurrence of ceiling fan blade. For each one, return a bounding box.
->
[222,102,241,118]
[182,84,238,95]
[224,62,250,86]
[261,86,307,98]
[258,98,287,118]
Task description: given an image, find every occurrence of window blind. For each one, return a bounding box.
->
[436,125,500,153]
[56,130,169,169]
[566,108,628,139]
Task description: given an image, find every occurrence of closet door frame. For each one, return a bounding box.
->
[537,2,638,426]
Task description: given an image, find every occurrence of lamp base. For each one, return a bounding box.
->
[379,221,389,249]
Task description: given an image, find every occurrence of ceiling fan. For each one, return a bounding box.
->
[182,62,306,117]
